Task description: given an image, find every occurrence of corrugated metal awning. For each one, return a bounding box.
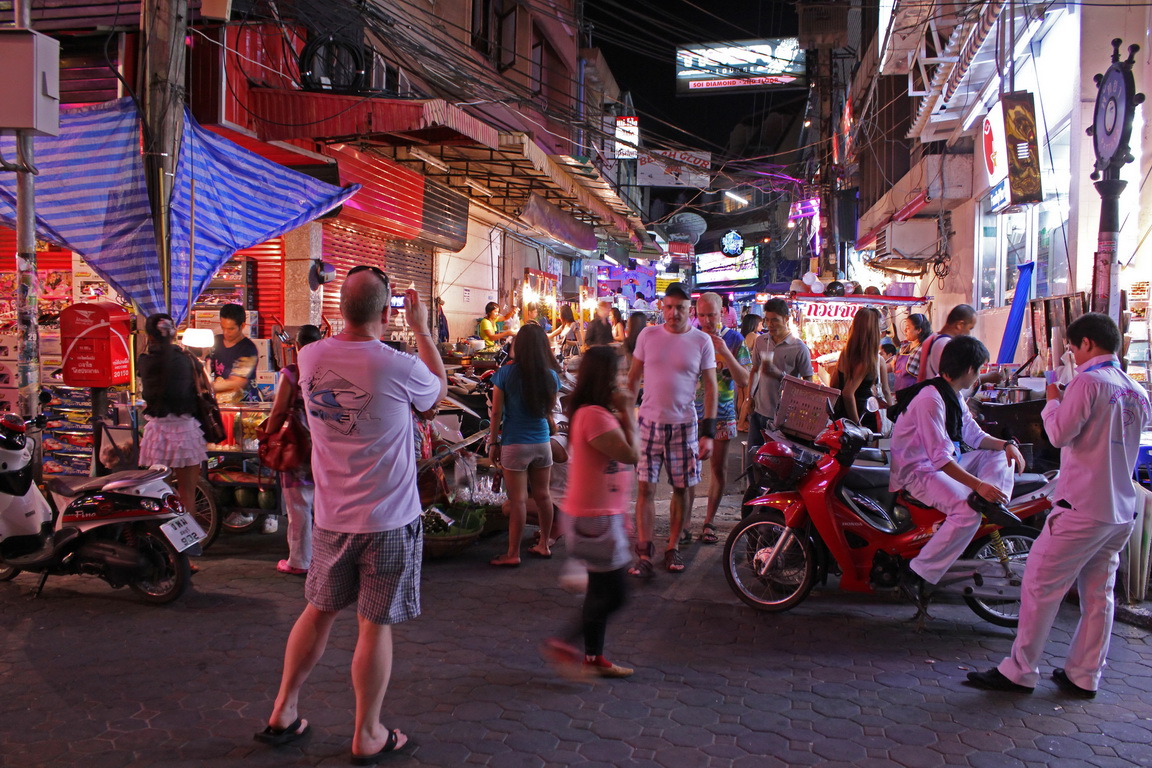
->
[247,89,500,150]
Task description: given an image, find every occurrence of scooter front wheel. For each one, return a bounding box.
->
[963,526,1040,628]
[0,563,20,582]
[128,524,191,605]
[724,510,816,612]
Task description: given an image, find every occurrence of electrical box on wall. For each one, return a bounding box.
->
[0,29,60,136]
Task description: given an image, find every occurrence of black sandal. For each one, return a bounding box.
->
[351,729,407,765]
[629,542,655,580]
[254,717,310,746]
[664,548,685,573]
[628,558,654,579]
[700,523,719,544]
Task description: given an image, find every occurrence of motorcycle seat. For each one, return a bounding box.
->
[1012,473,1048,498]
[47,468,169,497]
[842,465,891,492]
[47,475,114,497]
[857,448,888,464]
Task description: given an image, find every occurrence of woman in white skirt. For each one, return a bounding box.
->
[137,313,208,518]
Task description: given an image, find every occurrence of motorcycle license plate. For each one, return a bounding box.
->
[160,515,206,552]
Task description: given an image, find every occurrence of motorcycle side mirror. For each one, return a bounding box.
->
[38,390,52,405]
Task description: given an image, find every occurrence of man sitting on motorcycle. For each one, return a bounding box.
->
[888,335,1026,594]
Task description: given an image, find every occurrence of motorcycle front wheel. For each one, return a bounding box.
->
[724,510,816,612]
[963,526,1040,628]
[128,523,191,605]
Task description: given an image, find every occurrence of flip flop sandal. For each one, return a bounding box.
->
[254,717,310,746]
[679,528,693,546]
[664,548,686,573]
[700,523,719,544]
[351,729,407,765]
[526,546,553,559]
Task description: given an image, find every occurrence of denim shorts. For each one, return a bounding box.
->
[500,442,554,472]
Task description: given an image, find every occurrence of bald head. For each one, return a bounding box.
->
[696,292,723,334]
[698,292,722,312]
[341,269,389,326]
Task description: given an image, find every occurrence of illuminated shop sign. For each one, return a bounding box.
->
[675,38,807,94]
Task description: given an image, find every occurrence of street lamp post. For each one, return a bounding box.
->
[1087,39,1144,322]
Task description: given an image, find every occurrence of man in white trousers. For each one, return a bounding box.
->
[888,335,1026,594]
[967,313,1151,696]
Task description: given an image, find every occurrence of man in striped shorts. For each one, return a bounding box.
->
[255,267,446,763]
[626,282,717,576]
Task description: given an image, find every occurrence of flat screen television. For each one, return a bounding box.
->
[694,249,759,285]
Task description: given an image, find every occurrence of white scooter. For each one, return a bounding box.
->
[0,407,205,604]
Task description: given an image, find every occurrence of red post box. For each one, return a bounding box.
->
[60,302,133,387]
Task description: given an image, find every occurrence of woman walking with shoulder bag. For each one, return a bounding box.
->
[542,346,639,679]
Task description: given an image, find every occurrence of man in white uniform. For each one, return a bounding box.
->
[967,314,1151,696]
[626,282,717,576]
[889,335,1025,593]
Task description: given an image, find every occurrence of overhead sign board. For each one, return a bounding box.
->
[637,150,711,187]
[982,93,1044,212]
[695,249,758,286]
[614,116,639,159]
[675,38,806,94]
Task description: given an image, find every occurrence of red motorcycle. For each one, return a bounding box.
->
[724,419,1058,627]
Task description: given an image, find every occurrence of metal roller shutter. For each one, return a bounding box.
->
[321,220,433,328]
[237,238,285,338]
[0,228,74,272]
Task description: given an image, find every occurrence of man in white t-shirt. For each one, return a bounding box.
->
[626,282,717,576]
[257,266,446,761]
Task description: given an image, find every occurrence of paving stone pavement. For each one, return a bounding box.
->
[2,479,1151,768]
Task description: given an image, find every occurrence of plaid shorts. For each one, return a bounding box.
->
[305,519,423,625]
[637,417,700,488]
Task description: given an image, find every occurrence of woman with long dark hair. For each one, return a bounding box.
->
[833,307,892,425]
[543,346,638,678]
[488,324,562,565]
[610,307,626,344]
[137,313,208,518]
[547,303,583,358]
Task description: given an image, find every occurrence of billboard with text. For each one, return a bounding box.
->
[676,38,806,94]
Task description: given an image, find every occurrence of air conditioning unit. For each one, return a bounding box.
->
[874,220,940,262]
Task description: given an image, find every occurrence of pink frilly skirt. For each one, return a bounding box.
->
[140,414,208,468]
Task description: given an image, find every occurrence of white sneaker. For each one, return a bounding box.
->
[225,511,255,528]
[261,516,279,534]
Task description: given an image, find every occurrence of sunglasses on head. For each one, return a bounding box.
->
[348,265,390,288]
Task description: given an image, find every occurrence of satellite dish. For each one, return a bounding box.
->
[665,213,707,245]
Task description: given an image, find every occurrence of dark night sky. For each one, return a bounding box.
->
[585,0,801,155]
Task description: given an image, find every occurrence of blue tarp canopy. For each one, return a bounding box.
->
[0,98,358,322]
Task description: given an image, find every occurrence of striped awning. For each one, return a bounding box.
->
[0,98,358,322]
[247,90,500,150]
[0,100,163,315]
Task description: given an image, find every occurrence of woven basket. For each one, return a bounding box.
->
[423,530,481,559]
